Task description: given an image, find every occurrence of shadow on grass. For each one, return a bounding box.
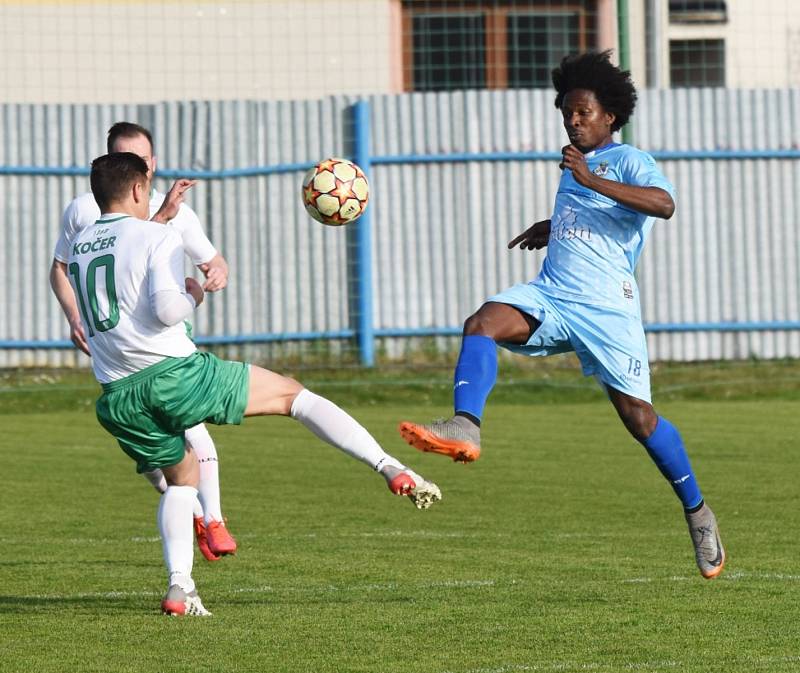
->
[0,559,156,569]
[0,594,155,615]
[0,590,413,615]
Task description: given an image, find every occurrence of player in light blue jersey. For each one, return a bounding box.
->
[398,51,725,580]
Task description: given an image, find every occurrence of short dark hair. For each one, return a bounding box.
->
[106,121,154,154]
[552,51,637,132]
[90,152,150,212]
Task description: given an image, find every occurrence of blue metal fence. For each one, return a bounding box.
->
[2,95,800,365]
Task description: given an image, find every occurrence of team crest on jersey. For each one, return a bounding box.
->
[622,281,634,300]
[593,161,610,176]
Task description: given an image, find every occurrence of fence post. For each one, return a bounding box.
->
[352,100,375,366]
[617,0,634,145]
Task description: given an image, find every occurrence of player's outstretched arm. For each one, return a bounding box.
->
[151,179,198,224]
[508,219,551,251]
[198,253,229,292]
[49,259,90,355]
[560,145,675,219]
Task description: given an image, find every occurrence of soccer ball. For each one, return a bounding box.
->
[301,158,369,226]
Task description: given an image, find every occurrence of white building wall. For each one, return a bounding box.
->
[630,0,800,88]
[3,1,799,103]
[0,1,399,104]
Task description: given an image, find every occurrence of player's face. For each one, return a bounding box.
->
[560,89,615,153]
[112,134,156,181]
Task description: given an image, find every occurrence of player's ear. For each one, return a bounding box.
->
[133,179,146,203]
[605,111,616,130]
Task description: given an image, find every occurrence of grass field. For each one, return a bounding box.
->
[2,361,800,673]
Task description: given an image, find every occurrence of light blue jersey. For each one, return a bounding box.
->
[489,143,674,402]
[535,143,675,312]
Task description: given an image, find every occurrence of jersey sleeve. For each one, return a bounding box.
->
[149,229,187,297]
[53,200,82,262]
[171,204,217,266]
[621,149,676,200]
[151,289,196,326]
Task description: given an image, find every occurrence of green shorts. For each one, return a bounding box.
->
[96,351,250,473]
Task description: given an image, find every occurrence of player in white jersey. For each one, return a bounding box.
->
[49,122,234,561]
[69,152,441,615]
[398,51,725,580]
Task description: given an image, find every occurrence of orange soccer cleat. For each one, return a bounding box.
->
[398,416,481,463]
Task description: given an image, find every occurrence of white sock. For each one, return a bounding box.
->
[158,485,197,593]
[290,389,404,471]
[184,424,223,523]
[144,467,203,518]
[143,469,168,494]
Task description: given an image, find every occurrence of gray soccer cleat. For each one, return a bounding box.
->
[398,416,481,463]
[685,503,726,579]
[381,465,443,510]
[161,585,212,616]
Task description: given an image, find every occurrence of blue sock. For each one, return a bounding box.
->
[453,335,498,422]
[641,416,703,510]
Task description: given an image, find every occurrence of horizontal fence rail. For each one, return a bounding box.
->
[3,149,800,177]
[6,321,800,351]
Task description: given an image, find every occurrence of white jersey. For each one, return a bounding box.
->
[54,190,216,266]
[66,213,196,383]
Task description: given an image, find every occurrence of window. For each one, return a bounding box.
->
[507,12,581,88]
[669,39,725,87]
[668,1,727,25]
[412,13,487,90]
[403,1,595,92]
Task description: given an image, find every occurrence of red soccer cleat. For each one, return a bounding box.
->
[206,520,237,556]
[161,585,212,617]
[194,516,221,562]
[387,471,416,495]
[381,465,443,510]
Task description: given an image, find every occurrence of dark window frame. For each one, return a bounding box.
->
[401,1,594,92]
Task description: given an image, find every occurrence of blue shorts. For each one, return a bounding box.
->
[488,282,652,403]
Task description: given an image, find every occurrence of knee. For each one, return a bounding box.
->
[284,380,310,414]
[619,400,658,442]
[463,311,493,337]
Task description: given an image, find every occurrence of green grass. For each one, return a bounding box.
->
[3,356,800,414]
[2,365,800,672]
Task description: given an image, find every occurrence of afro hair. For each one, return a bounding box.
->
[552,51,637,132]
